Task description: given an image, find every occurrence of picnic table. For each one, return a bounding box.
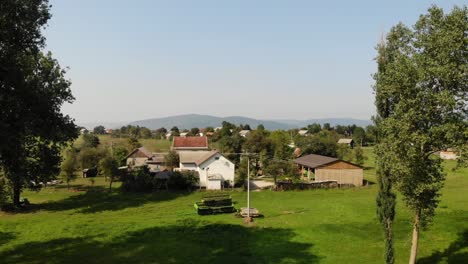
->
[239,207,260,218]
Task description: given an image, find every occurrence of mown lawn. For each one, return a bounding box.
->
[74,134,172,152]
[0,150,467,264]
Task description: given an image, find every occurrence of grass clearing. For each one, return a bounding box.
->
[0,149,467,263]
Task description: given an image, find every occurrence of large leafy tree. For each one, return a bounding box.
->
[374,6,467,264]
[0,0,77,206]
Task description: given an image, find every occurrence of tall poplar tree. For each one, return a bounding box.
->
[374,6,467,263]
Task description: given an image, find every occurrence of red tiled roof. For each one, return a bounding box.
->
[173,136,208,149]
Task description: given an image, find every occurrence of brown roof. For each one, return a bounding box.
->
[294,154,338,168]
[125,147,152,159]
[178,151,220,166]
[172,136,209,149]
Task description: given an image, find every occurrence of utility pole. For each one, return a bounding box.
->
[247,156,250,219]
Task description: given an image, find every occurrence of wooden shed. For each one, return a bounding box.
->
[294,154,363,186]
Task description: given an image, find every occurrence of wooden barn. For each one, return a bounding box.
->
[294,154,363,186]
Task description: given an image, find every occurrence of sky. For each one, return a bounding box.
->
[46,0,465,124]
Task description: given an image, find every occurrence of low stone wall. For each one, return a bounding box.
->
[275,180,338,191]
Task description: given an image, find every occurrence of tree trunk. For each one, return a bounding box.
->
[109,179,113,192]
[13,184,21,206]
[409,212,420,264]
[385,218,395,264]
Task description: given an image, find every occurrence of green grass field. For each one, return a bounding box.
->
[0,148,467,263]
[92,135,172,152]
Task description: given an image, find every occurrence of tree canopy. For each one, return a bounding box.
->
[0,0,77,206]
[374,5,467,263]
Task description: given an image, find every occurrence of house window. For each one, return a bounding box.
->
[215,157,220,160]
[225,162,230,167]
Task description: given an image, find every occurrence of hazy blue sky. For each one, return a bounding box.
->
[46,0,464,124]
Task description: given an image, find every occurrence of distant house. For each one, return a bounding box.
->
[179,132,189,137]
[338,138,354,148]
[172,136,209,151]
[80,128,89,135]
[440,149,459,160]
[298,130,309,136]
[214,127,222,132]
[125,147,167,172]
[239,130,251,137]
[294,154,363,186]
[165,131,173,139]
[105,128,113,134]
[198,128,206,137]
[177,150,235,189]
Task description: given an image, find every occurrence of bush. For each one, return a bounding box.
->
[167,171,199,190]
[121,166,199,192]
[121,166,153,192]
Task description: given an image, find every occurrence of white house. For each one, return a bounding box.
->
[239,130,251,137]
[177,151,235,190]
[165,131,173,139]
[298,130,309,136]
[179,132,189,137]
[440,149,459,160]
[80,128,89,135]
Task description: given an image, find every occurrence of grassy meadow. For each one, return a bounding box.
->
[0,148,467,263]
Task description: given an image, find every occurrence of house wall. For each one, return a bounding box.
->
[126,157,148,167]
[198,153,235,187]
[179,163,198,170]
[440,151,458,160]
[315,167,363,186]
[207,179,222,190]
[178,154,235,187]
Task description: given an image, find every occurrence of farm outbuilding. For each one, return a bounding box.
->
[337,138,354,148]
[294,154,363,186]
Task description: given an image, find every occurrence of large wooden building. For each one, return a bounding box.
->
[294,154,363,186]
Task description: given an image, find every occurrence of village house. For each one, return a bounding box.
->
[179,132,189,137]
[165,131,173,139]
[440,148,459,160]
[294,154,363,186]
[338,138,354,148]
[239,130,251,137]
[172,136,209,151]
[80,128,89,135]
[177,150,235,190]
[125,147,167,172]
[298,130,309,136]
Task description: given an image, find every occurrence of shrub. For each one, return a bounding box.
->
[121,166,199,192]
[121,166,153,192]
[167,171,199,190]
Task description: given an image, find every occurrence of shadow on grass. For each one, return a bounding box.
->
[0,219,321,264]
[0,232,16,245]
[25,185,192,214]
[417,229,468,264]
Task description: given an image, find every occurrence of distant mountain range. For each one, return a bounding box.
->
[120,114,372,130]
